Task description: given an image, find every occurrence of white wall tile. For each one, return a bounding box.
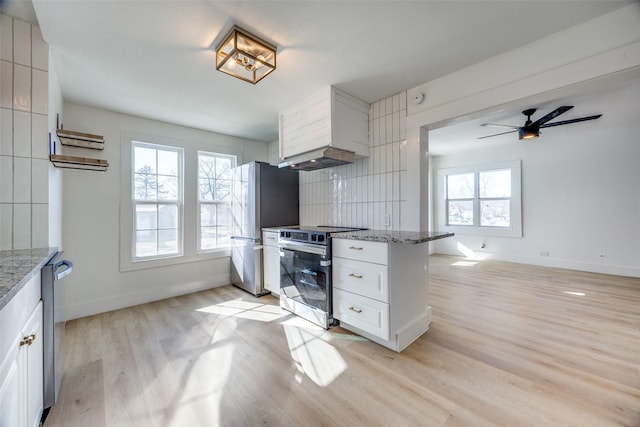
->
[379,99,386,118]
[32,203,48,247]
[13,110,31,157]
[0,107,12,155]
[392,142,400,172]
[399,140,407,170]
[399,112,407,141]
[392,201,400,230]
[393,171,400,201]
[385,114,392,143]
[13,156,30,203]
[32,26,48,71]
[12,19,31,66]
[399,91,407,112]
[393,112,400,142]
[392,94,400,113]
[13,64,31,111]
[13,203,30,249]
[400,170,407,201]
[0,60,12,108]
[385,98,393,116]
[31,113,48,159]
[385,173,393,204]
[0,155,12,202]
[32,158,48,204]
[0,203,11,250]
[0,15,12,61]
[386,143,393,173]
[32,69,48,114]
[400,201,408,229]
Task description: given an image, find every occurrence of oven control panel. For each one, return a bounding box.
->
[280,230,327,245]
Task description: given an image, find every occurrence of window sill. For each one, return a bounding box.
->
[120,248,231,273]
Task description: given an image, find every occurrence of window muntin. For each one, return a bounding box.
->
[132,142,183,259]
[198,151,235,252]
[446,168,512,228]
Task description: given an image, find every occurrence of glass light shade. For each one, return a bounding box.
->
[215,25,276,84]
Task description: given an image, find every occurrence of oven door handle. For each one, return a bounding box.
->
[279,241,327,256]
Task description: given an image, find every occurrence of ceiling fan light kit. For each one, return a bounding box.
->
[479,105,602,141]
[215,25,277,84]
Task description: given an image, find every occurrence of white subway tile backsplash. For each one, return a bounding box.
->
[393,171,400,202]
[392,94,399,113]
[400,170,407,201]
[32,203,48,247]
[0,107,12,155]
[393,112,400,142]
[13,203,30,249]
[386,114,393,144]
[31,113,48,159]
[32,69,48,114]
[386,143,393,173]
[399,91,407,112]
[13,156,30,203]
[392,142,400,172]
[13,110,31,157]
[0,203,11,250]
[0,15,12,61]
[385,173,392,203]
[385,98,393,116]
[31,158,48,203]
[399,113,407,141]
[12,19,31,66]
[399,140,407,170]
[0,155,12,202]
[32,26,48,71]
[0,60,12,108]
[13,64,31,111]
[379,99,386,118]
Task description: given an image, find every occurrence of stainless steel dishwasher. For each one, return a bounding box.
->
[41,251,73,420]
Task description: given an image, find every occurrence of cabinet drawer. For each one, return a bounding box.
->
[333,239,387,265]
[334,289,389,340]
[262,231,279,247]
[333,258,388,302]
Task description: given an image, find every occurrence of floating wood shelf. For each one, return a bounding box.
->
[49,154,109,172]
[56,129,105,150]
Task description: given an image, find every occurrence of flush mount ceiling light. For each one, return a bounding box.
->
[215,25,276,84]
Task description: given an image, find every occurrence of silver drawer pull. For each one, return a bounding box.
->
[348,306,362,314]
[349,273,363,279]
[349,246,363,251]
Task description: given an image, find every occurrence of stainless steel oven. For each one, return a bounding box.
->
[278,226,362,328]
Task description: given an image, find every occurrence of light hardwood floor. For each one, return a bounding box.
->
[43,255,640,426]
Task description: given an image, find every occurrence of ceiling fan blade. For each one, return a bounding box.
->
[531,105,574,127]
[539,114,603,128]
[477,129,518,139]
[480,123,519,130]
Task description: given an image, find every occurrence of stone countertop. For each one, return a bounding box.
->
[0,247,58,311]
[332,230,455,244]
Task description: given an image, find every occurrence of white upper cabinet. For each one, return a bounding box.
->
[279,86,369,160]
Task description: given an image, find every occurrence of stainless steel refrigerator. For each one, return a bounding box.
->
[230,161,299,296]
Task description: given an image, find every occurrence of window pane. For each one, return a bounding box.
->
[201,204,217,227]
[218,205,231,227]
[158,204,177,229]
[158,229,178,254]
[200,226,217,250]
[157,150,178,176]
[136,230,157,257]
[134,146,156,174]
[447,173,474,199]
[448,200,473,225]
[157,176,178,200]
[216,179,231,201]
[199,178,215,201]
[479,170,511,198]
[136,205,157,230]
[481,200,510,227]
[216,156,232,179]
[134,173,157,200]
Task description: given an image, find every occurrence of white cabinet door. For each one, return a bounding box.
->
[24,302,43,427]
[262,231,281,295]
[0,334,21,427]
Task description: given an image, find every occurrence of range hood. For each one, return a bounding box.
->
[278,147,355,171]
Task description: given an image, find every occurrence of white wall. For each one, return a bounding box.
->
[60,102,268,319]
[431,80,640,277]
[48,53,62,248]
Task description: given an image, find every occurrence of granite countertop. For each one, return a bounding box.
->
[0,247,58,311]
[332,230,454,244]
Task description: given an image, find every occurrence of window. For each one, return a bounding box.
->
[132,142,183,259]
[198,151,235,252]
[438,161,521,237]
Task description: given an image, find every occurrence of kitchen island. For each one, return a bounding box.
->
[331,230,453,352]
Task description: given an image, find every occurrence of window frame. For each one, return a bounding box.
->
[131,141,184,261]
[197,151,236,253]
[437,160,522,238]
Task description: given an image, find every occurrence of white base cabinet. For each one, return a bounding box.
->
[0,273,44,427]
[332,239,431,352]
[262,231,281,295]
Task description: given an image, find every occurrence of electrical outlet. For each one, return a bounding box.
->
[539,251,549,257]
[384,214,391,226]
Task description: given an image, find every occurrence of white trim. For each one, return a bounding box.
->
[436,160,522,238]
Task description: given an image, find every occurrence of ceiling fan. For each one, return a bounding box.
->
[478,106,602,141]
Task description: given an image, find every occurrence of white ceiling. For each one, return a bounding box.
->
[11,1,634,143]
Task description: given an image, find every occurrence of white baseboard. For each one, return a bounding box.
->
[65,273,231,320]
[434,249,640,278]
